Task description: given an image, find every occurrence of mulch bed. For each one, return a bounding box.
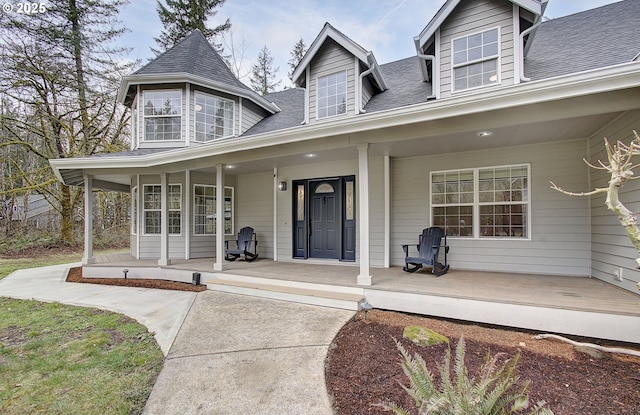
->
[325,310,640,415]
[66,267,207,292]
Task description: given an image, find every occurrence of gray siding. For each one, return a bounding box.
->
[308,39,356,123]
[241,99,268,134]
[236,172,274,258]
[391,140,591,276]
[439,0,515,98]
[588,110,640,291]
[369,156,386,267]
[361,76,375,111]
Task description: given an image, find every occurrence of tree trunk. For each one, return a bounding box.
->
[59,184,74,243]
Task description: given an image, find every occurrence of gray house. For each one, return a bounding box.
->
[51,0,640,341]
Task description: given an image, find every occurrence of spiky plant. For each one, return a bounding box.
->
[383,337,553,415]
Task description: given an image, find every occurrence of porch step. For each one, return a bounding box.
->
[206,277,364,310]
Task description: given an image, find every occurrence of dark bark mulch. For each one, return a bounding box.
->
[66,267,207,292]
[326,310,640,415]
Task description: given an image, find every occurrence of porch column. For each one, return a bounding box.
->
[384,155,391,268]
[214,163,226,271]
[159,172,171,266]
[357,143,372,285]
[82,174,95,265]
[273,167,278,261]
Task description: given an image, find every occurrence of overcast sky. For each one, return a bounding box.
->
[115,0,622,87]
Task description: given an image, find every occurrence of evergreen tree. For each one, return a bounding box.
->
[287,37,307,83]
[250,45,281,95]
[154,0,230,54]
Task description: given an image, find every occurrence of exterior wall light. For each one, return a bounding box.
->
[278,181,287,191]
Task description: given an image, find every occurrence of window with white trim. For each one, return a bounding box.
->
[194,92,234,142]
[431,164,529,238]
[317,71,347,118]
[143,184,181,235]
[143,90,182,141]
[193,185,234,235]
[452,28,499,91]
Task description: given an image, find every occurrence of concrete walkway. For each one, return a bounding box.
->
[0,264,355,414]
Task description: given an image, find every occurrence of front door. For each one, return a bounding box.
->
[309,180,339,259]
[292,176,355,261]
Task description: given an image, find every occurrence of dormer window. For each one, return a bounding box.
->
[317,71,347,119]
[452,28,500,91]
[194,91,235,142]
[143,90,182,141]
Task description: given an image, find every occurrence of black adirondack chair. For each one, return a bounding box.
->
[401,227,450,275]
[225,227,259,262]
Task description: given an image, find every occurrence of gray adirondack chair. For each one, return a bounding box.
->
[225,226,259,262]
[401,227,450,275]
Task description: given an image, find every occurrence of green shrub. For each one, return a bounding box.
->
[383,337,553,415]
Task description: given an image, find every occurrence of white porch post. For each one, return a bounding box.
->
[82,174,95,265]
[384,155,391,268]
[214,163,226,271]
[273,167,279,261]
[357,143,372,285]
[184,170,191,260]
[159,172,171,266]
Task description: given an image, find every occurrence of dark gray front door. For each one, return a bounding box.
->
[309,180,339,259]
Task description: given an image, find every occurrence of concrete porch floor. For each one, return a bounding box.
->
[85,253,640,343]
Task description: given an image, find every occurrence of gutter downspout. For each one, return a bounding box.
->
[417,54,437,99]
[519,22,542,82]
[358,66,375,114]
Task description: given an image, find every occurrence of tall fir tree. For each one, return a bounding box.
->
[250,45,281,95]
[287,37,307,83]
[154,0,230,54]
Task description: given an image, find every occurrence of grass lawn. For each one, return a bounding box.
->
[0,249,128,280]
[0,297,164,415]
[0,253,83,280]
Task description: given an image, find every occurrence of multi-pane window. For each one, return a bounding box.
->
[194,185,234,235]
[431,164,529,238]
[452,28,499,91]
[143,184,181,235]
[317,71,347,118]
[194,92,234,142]
[143,90,182,141]
[168,185,182,235]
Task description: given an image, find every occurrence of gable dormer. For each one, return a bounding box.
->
[117,30,279,150]
[414,0,546,99]
[291,23,387,124]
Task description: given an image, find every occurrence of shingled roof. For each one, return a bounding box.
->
[524,0,640,80]
[134,29,247,90]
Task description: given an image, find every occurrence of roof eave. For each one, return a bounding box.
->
[118,73,279,114]
[292,23,370,84]
[53,61,640,182]
[415,0,543,51]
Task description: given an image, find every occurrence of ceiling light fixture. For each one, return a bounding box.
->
[477,131,493,137]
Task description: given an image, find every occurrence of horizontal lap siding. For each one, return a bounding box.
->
[237,172,274,259]
[589,110,640,291]
[308,40,355,123]
[439,0,515,98]
[391,140,591,276]
[241,100,267,134]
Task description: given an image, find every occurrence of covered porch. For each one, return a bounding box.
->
[83,254,640,344]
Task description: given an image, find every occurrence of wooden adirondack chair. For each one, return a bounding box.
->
[225,227,259,262]
[401,227,450,275]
